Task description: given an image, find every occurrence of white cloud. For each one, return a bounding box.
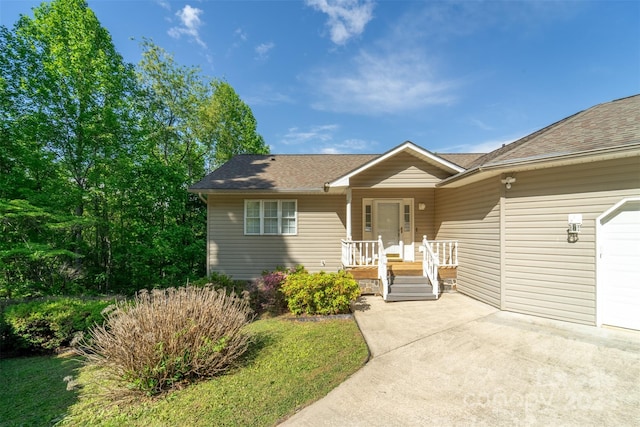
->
[155,0,171,11]
[309,48,456,115]
[278,125,375,153]
[234,28,248,42]
[306,0,375,45]
[470,118,494,131]
[168,5,206,48]
[281,124,339,146]
[319,138,371,154]
[243,85,295,107]
[441,132,531,154]
[255,42,275,60]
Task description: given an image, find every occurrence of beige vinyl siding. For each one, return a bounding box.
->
[207,194,346,280]
[351,152,451,188]
[503,156,640,325]
[435,177,501,307]
[352,188,435,260]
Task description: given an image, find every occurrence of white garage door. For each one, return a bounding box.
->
[598,199,640,330]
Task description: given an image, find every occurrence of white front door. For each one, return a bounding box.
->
[374,200,402,256]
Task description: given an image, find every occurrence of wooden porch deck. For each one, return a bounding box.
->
[346,262,457,280]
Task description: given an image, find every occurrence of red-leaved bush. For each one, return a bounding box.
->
[251,266,305,315]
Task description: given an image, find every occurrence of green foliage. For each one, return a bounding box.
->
[190,271,240,290]
[0,2,268,297]
[200,79,270,169]
[281,270,361,315]
[2,297,114,354]
[189,272,254,308]
[0,200,84,298]
[80,286,252,395]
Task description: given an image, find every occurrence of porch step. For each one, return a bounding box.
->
[387,276,437,302]
[388,261,423,276]
[386,293,438,302]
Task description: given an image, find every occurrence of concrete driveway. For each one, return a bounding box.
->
[281,293,640,426]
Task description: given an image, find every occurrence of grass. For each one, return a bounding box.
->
[0,354,83,426]
[0,316,368,426]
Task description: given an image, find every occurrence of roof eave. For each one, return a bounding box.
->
[437,144,640,188]
[187,188,335,195]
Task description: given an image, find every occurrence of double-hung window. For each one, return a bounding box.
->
[244,200,297,235]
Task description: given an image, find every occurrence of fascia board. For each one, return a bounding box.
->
[187,188,329,195]
[437,144,640,188]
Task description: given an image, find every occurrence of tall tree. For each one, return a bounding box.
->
[0,0,137,294]
[1,5,269,296]
[200,80,270,169]
[124,41,269,290]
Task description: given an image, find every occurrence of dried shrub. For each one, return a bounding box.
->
[79,286,252,395]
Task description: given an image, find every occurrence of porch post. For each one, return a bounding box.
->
[346,187,352,238]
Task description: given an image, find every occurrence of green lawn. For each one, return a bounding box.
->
[0,353,82,426]
[0,316,368,427]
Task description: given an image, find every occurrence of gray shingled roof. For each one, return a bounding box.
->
[467,94,640,169]
[190,154,378,191]
[436,153,485,169]
[189,150,483,192]
[190,95,639,192]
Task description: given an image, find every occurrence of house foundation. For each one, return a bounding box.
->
[356,278,381,295]
[439,267,457,293]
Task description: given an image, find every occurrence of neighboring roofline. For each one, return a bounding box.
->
[437,143,640,188]
[328,141,464,188]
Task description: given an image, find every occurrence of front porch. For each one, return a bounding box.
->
[341,237,458,302]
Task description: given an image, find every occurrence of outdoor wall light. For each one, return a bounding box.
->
[501,176,516,189]
[567,214,582,243]
[418,203,426,210]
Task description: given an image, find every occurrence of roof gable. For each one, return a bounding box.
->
[329,141,464,188]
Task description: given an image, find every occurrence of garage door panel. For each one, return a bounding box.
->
[599,199,640,330]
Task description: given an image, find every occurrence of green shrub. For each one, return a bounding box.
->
[79,286,253,396]
[281,270,360,315]
[2,297,114,354]
[191,272,250,297]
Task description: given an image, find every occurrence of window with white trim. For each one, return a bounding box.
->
[244,200,297,235]
[364,204,372,232]
[404,204,411,230]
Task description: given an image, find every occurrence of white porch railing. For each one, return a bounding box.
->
[422,235,440,297]
[377,235,389,300]
[428,240,459,267]
[343,236,458,301]
[341,237,380,267]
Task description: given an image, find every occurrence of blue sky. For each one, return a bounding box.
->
[2,0,639,155]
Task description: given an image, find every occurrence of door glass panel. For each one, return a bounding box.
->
[376,202,400,252]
